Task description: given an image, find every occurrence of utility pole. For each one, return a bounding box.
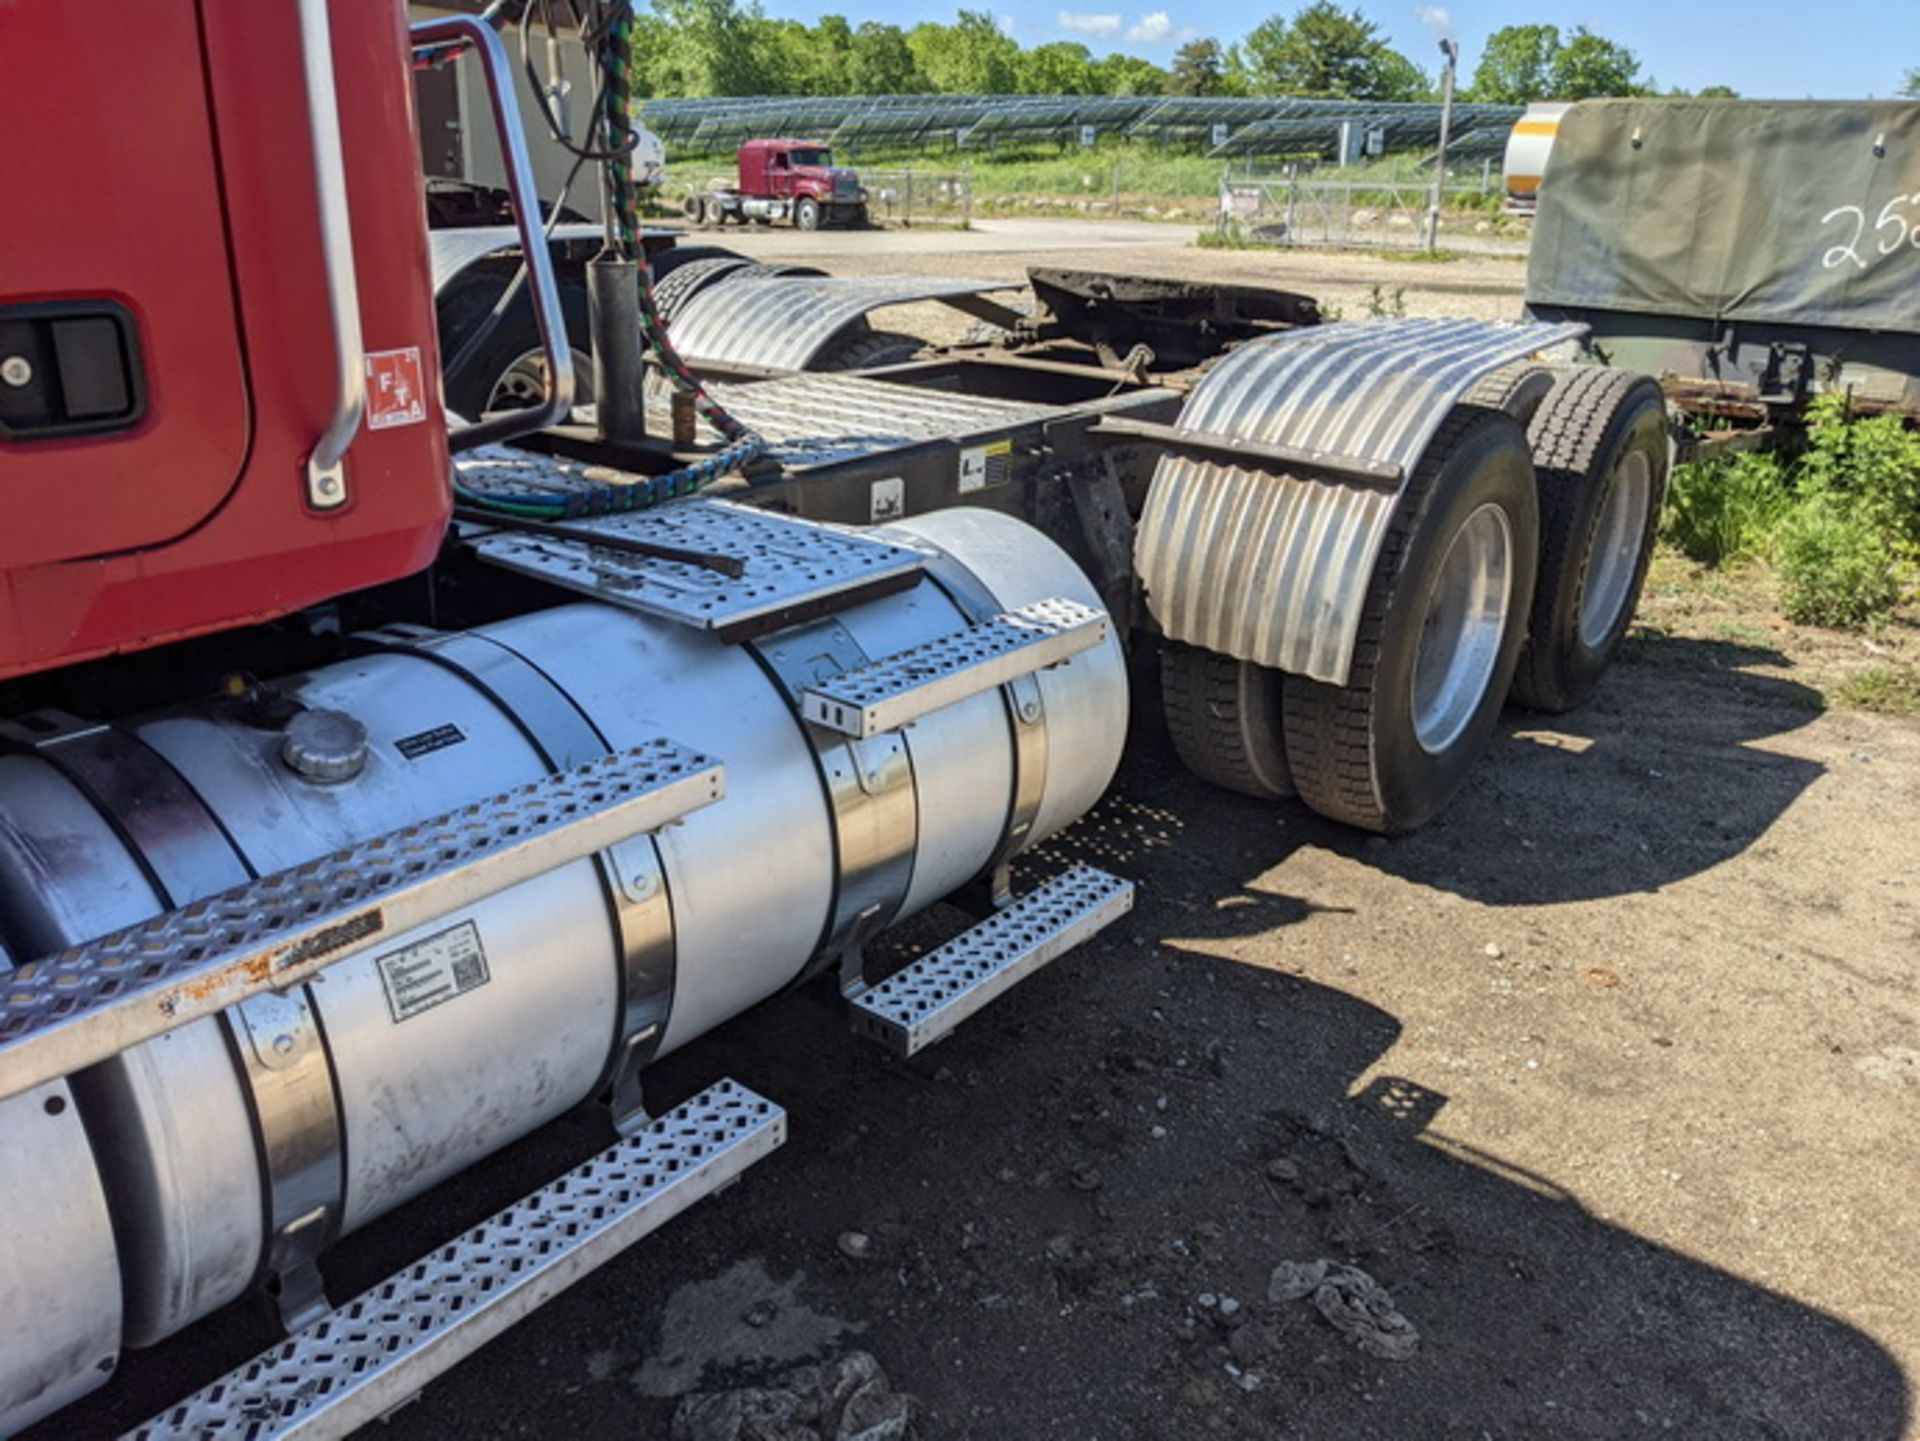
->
[1424,37,1459,253]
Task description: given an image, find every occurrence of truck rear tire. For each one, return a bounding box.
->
[1509,368,1669,713]
[1160,643,1294,799]
[795,197,821,231]
[1283,408,1540,833]
[699,195,727,228]
[650,244,746,280]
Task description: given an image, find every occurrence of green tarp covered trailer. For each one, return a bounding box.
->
[1525,99,1920,421]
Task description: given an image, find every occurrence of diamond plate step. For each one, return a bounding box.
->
[466,496,927,642]
[850,866,1134,1056]
[127,1080,784,1441]
[799,597,1107,740]
[0,741,723,1103]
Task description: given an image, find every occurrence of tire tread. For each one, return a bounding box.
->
[1282,406,1514,832]
[1161,643,1292,799]
[1512,367,1666,711]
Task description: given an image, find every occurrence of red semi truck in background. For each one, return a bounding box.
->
[686,137,869,230]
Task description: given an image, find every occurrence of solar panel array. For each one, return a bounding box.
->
[639,95,1523,159]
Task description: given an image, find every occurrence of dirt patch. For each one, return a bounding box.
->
[632,1259,865,1398]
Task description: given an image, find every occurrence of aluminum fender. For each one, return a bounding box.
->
[1133,317,1586,685]
[669,275,1017,372]
[428,224,604,294]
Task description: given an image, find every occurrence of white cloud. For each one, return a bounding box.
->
[997,10,1017,32]
[1057,9,1122,33]
[1415,5,1452,38]
[1126,9,1172,41]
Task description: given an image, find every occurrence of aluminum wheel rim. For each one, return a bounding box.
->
[1412,503,1513,755]
[1579,450,1653,649]
[486,347,593,415]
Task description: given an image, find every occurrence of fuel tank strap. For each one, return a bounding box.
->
[350,627,678,1132]
[912,554,1050,906]
[748,618,919,993]
[0,711,343,1332]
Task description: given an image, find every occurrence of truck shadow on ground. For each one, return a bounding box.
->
[324,810,1903,1441]
[1361,634,1830,907]
[1134,631,1831,912]
[60,635,1888,1441]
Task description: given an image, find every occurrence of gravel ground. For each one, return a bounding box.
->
[693,215,1533,334]
[50,227,1920,1441]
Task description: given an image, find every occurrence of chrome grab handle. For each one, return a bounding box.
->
[297,0,365,511]
[410,14,575,452]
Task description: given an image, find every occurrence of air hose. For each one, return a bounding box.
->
[454,1,765,521]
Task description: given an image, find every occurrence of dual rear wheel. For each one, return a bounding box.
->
[1162,367,1668,833]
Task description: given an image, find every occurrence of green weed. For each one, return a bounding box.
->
[1797,394,1920,557]
[1661,452,1793,566]
[1194,225,1254,250]
[1364,284,1406,319]
[1772,490,1902,629]
[1832,665,1920,716]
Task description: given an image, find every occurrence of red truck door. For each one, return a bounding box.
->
[768,148,793,199]
[0,4,250,567]
[1,0,450,681]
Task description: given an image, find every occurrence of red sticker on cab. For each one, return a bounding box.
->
[365,347,428,430]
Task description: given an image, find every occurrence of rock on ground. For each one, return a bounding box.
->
[671,1351,914,1441]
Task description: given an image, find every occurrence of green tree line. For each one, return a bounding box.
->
[631,0,1729,102]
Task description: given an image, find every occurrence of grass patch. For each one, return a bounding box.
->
[1194,226,1468,264]
[1661,452,1791,566]
[1194,226,1258,250]
[1662,408,1919,634]
[1832,666,1920,716]
[961,149,1226,201]
[1367,247,1465,263]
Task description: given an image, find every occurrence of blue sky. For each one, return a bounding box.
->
[761,0,1915,99]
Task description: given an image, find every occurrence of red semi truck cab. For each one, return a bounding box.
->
[692,139,868,231]
[0,1,452,681]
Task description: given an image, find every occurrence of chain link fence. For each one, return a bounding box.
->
[1217,165,1525,255]
[859,167,972,227]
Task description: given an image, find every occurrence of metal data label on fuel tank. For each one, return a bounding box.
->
[376,921,491,1024]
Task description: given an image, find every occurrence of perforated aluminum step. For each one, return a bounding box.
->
[127,1080,784,1441]
[850,866,1133,1056]
[465,495,927,641]
[801,597,1107,739]
[0,741,723,1102]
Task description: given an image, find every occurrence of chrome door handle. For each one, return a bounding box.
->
[297,0,365,511]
